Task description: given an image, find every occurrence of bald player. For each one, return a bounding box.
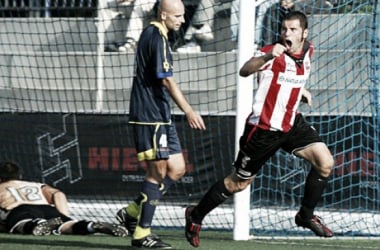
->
[116,0,206,248]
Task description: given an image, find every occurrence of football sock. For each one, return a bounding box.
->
[138,181,162,229]
[192,179,232,224]
[160,175,175,196]
[128,175,175,219]
[299,169,329,219]
[72,220,92,235]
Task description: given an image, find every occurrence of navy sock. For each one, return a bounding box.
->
[134,194,143,206]
[139,181,162,228]
[134,176,175,205]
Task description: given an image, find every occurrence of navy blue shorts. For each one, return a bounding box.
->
[132,123,182,161]
[234,114,323,179]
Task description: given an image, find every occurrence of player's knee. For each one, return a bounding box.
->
[167,155,186,180]
[171,167,186,180]
[226,175,253,193]
[318,156,334,177]
[166,163,186,181]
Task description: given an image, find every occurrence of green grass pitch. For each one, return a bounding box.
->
[0,230,379,250]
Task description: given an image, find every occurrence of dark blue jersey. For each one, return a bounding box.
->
[129,21,174,124]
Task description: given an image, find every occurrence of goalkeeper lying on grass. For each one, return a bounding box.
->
[0,160,128,237]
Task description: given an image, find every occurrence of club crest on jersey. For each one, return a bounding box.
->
[286,62,297,73]
[163,61,171,72]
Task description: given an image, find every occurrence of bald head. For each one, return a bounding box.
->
[159,0,184,13]
[157,0,185,32]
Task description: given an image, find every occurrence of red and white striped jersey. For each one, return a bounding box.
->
[0,180,49,211]
[247,42,313,132]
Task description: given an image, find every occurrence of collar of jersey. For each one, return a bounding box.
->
[150,21,168,39]
[285,41,310,67]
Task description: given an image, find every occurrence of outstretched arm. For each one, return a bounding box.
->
[162,77,206,130]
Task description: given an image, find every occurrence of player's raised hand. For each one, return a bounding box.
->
[186,110,206,130]
[271,43,287,57]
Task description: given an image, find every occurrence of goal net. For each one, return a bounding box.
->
[0,0,379,239]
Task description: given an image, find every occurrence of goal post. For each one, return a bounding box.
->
[233,0,257,241]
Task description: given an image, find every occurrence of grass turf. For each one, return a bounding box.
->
[0,230,379,250]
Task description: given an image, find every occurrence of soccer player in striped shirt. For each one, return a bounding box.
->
[185,11,334,248]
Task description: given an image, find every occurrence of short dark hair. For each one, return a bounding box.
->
[283,11,308,30]
[0,161,21,181]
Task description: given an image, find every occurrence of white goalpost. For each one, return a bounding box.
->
[233,0,257,241]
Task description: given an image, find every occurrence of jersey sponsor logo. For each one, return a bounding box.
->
[277,73,308,87]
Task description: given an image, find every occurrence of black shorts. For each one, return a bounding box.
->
[132,123,182,161]
[6,204,72,231]
[234,114,323,179]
